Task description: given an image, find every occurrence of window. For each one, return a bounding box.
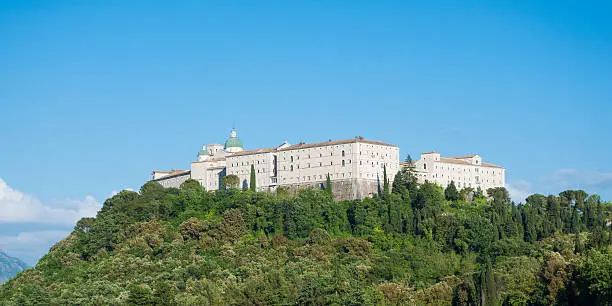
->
[291,156,294,162]
[331,161,333,165]
[424,164,427,170]
[342,150,345,157]
[342,160,345,166]
[308,163,310,168]
[291,165,294,171]
[320,162,322,167]
[320,153,322,157]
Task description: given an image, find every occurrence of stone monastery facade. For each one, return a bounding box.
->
[152,129,505,200]
[403,152,505,192]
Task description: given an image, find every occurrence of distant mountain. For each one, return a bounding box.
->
[0,252,28,284]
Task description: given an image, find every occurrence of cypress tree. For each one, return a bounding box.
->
[249,164,256,192]
[325,173,332,196]
[383,165,390,196]
[377,173,382,197]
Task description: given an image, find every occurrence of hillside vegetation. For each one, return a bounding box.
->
[1,166,610,305]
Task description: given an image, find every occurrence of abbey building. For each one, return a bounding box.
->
[406,152,505,191]
[151,129,505,200]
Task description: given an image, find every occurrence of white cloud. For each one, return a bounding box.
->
[0,178,101,226]
[0,230,70,246]
[506,179,532,204]
[0,230,71,266]
[550,169,612,191]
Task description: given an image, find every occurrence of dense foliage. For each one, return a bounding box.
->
[1,165,611,305]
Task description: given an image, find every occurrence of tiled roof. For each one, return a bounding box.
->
[438,158,504,169]
[228,148,276,157]
[451,155,478,159]
[280,138,397,151]
[422,151,439,154]
[482,162,504,169]
[153,169,189,175]
[440,158,473,166]
[192,157,226,163]
[152,170,190,181]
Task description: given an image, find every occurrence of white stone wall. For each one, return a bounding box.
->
[356,142,400,184]
[414,153,505,192]
[191,159,226,190]
[152,171,171,180]
[276,141,400,190]
[226,151,276,191]
[153,172,190,189]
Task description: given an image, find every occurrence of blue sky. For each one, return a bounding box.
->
[1,1,611,264]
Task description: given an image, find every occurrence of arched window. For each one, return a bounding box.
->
[342,160,345,166]
[291,156,294,162]
[424,164,427,170]
[290,165,294,171]
[342,150,345,157]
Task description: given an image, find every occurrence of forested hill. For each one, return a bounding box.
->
[1,168,610,305]
[0,252,28,284]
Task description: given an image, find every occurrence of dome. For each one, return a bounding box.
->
[224,129,244,152]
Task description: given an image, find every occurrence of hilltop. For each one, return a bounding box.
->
[0,252,28,284]
[0,171,610,305]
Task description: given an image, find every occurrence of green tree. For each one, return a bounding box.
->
[479,260,497,306]
[383,165,390,197]
[222,174,240,189]
[127,284,155,305]
[445,181,460,202]
[578,249,612,304]
[326,173,332,196]
[250,164,256,191]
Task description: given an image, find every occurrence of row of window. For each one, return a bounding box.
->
[285,159,351,171]
[230,159,268,167]
[230,168,270,175]
[287,150,347,162]
[284,150,397,162]
[282,172,351,182]
[423,163,500,176]
[281,171,391,182]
